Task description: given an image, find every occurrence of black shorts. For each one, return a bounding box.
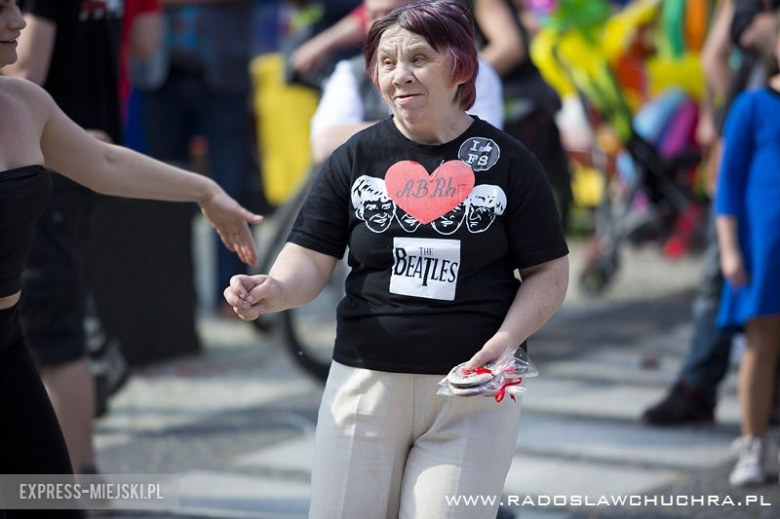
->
[19,176,97,366]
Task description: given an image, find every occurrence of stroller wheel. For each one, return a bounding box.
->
[579,240,619,296]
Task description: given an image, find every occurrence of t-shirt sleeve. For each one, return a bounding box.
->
[505,150,569,270]
[287,148,352,259]
[22,0,59,21]
[716,91,755,217]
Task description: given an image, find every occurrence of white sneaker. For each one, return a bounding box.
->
[729,436,766,487]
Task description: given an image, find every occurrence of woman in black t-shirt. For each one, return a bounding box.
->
[224,1,569,517]
[0,1,259,513]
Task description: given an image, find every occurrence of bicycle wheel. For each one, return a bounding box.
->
[280,259,347,382]
[249,170,314,334]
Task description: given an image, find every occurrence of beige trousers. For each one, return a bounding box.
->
[309,361,522,519]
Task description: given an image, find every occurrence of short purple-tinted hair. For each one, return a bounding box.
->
[364,0,478,111]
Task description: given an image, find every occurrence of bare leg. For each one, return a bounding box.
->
[41,357,97,473]
[740,315,780,437]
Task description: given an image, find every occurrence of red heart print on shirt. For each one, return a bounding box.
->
[385,160,475,225]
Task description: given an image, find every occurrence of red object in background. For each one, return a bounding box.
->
[663,202,704,260]
[119,0,161,115]
[614,54,647,101]
[347,4,370,37]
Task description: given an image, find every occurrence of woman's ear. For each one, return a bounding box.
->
[449,53,471,88]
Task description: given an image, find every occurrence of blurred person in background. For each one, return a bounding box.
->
[82,0,164,422]
[465,0,572,228]
[224,2,568,517]
[121,0,162,154]
[716,6,780,488]
[136,0,255,317]
[286,0,362,87]
[121,0,162,119]
[642,0,737,427]
[0,0,259,510]
[643,0,780,429]
[5,0,128,478]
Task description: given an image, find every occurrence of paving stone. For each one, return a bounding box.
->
[516,413,736,469]
[235,435,315,472]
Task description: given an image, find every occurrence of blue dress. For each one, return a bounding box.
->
[716,87,780,328]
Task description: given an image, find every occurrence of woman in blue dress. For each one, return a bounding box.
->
[716,13,780,487]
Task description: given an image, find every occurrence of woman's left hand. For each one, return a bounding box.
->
[464,331,517,371]
[200,189,263,266]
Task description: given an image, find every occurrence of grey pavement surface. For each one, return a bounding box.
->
[90,228,780,519]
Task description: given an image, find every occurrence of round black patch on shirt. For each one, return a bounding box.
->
[458,137,500,172]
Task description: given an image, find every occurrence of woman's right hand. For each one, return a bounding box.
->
[720,247,749,290]
[199,187,263,267]
[223,274,285,321]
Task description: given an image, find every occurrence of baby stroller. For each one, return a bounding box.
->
[531,0,709,295]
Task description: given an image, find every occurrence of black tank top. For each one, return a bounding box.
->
[0,166,52,297]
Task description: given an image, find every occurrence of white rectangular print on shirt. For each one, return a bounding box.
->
[390,237,460,301]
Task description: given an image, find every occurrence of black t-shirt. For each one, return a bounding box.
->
[288,117,568,375]
[23,0,123,144]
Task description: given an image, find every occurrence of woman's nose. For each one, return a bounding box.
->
[392,62,414,85]
[10,8,26,31]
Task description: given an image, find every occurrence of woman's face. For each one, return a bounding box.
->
[376,25,462,132]
[0,0,25,69]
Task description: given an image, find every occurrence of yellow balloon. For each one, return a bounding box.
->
[647,53,705,101]
[571,161,606,208]
[530,29,576,98]
[601,0,662,62]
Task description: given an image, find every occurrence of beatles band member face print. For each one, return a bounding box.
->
[466,185,506,233]
[431,202,467,235]
[351,176,395,233]
[395,207,422,232]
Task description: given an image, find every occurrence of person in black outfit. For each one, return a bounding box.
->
[5,0,129,476]
[0,1,260,515]
[467,0,573,228]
